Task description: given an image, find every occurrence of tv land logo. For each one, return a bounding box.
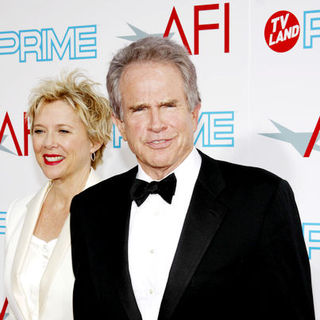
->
[260,118,320,157]
[0,25,97,62]
[119,3,230,55]
[113,111,235,148]
[264,10,300,53]
[265,9,320,52]
[0,111,234,156]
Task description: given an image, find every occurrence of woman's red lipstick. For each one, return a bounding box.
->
[43,154,65,165]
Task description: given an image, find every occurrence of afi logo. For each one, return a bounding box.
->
[119,3,230,55]
[164,3,230,54]
[0,112,30,156]
[0,297,8,319]
[260,117,320,157]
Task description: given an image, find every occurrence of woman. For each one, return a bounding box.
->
[4,70,112,320]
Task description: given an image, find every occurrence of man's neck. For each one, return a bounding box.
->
[137,148,195,181]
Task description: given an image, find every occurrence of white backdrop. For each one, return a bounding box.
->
[0,0,319,318]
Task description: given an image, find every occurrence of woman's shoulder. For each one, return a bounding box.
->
[5,194,33,245]
[7,183,48,212]
[8,194,34,210]
[6,183,50,228]
[7,194,33,220]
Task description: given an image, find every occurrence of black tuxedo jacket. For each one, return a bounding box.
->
[70,151,314,319]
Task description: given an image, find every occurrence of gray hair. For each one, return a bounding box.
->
[106,36,201,119]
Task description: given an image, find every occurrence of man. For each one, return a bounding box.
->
[70,37,315,319]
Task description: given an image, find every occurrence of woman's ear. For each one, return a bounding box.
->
[90,140,103,154]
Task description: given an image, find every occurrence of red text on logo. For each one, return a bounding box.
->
[0,112,30,156]
[164,3,230,55]
[304,117,320,157]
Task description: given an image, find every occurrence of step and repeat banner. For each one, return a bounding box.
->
[0,0,319,317]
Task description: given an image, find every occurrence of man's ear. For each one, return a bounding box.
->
[112,113,127,141]
[191,103,201,132]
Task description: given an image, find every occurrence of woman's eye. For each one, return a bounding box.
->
[34,129,43,134]
[59,129,69,134]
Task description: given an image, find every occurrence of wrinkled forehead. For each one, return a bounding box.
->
[120,62,186,104]
[121,60,182,81]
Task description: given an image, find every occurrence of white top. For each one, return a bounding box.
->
[128,148,202,320]
[4,168,101,320]
[19,236,58,320]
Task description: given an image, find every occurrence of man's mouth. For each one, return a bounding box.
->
[147,138,172,148]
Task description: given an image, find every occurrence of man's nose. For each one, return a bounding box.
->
[149,109,166,132]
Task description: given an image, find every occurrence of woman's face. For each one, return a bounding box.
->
[32,100,96,183]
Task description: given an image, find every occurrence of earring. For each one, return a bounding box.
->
[90,152,96,162]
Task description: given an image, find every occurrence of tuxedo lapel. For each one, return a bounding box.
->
[159,152,228,320]
[112,167,143,320]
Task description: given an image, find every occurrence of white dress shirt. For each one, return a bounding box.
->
[128,148,202,320]
[19,236,58,320]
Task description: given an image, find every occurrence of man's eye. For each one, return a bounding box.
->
[133,107,145,112]
[34,129,43,134]
[59,129,70,134]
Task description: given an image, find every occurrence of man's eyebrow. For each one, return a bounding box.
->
[128,99,179,110]
[129,103,150,110]
[159,99,178,106]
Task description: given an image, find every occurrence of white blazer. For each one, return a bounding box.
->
[4,169,101,320]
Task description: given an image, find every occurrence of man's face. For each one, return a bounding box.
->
[113,61,200,179]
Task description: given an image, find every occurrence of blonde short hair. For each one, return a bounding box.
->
[27,70,112,169]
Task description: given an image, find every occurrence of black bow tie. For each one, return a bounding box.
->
[130,173,177,207]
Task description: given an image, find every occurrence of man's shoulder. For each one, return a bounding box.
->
[75,166,138,200]
[199,150,284,188]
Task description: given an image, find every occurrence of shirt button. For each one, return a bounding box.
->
[150,249,155,254]
[149,289,153,295]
